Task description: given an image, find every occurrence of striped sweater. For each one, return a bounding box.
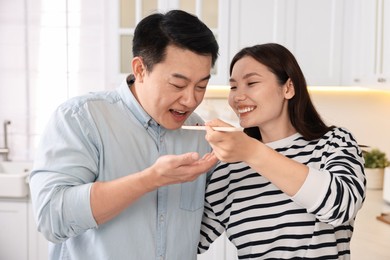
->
[198,127,366,259]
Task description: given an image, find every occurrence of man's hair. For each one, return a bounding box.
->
[133,10,219,72]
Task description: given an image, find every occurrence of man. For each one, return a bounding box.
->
[30,10,219,259]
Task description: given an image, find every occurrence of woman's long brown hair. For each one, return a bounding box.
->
[230,43,334,141]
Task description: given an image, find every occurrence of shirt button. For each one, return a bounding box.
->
[159,214,164,222]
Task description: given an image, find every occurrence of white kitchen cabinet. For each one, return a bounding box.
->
[344,0,390,89]
[28,201,49,260]
[0,199,48,260]
[383,0,390,87]
[228,0,287,63]
[0,199,28,260]
[228,0,346,86]
[286,0,345,86]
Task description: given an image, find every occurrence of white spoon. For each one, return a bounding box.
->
[181,125,241,132]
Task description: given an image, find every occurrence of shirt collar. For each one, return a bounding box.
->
[117,75,159,131]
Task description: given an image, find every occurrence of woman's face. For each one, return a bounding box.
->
[228,56,295,137]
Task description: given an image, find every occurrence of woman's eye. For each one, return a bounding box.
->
[248,81,259,86]
[230,86,237,90]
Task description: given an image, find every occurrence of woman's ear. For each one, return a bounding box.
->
[131,57,146,83]
[284,78,295,99]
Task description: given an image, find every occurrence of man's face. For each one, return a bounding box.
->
[132,45,212,129]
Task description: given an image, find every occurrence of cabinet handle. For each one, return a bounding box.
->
[354,78,360,83]
[377,77,386,83]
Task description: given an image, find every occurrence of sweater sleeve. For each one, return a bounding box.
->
[291,128,366,226]
[198,197,225,254]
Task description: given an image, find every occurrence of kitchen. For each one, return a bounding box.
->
[1,0,390,259]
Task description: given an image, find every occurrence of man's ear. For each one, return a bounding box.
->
[131,57,146,83]
[284,78,295,99]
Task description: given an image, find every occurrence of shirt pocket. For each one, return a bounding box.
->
[179,177,205,211]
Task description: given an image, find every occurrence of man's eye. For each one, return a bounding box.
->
[170,83,185,89]
[197,86,207,90]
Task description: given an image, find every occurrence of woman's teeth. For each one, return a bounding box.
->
[238,107,255,114]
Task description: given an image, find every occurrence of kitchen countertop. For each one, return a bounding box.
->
[351,189,390,259]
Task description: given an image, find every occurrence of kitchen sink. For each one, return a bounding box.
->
[0,161,32,198]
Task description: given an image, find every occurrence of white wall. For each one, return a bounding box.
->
[310,89,390,156]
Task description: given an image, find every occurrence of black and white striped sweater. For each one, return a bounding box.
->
[198,127,366,259]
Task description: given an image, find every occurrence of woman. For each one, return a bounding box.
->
[198,43,366,259]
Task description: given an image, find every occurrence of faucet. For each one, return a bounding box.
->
[0,120,11,161]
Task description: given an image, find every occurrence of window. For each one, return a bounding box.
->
[106,0,229,87]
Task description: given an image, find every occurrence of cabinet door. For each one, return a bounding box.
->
[28,201,49,260]
[345,0,390,88]
[380,0,390,86]
[0,200,28,260]
[228,0,345,86]
[345,0,378,85]
[286,0,345,86]
[229,0,288,61]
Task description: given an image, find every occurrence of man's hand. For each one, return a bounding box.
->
[148,152,218,188]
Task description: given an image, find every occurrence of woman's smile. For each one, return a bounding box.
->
[237,106,256,117]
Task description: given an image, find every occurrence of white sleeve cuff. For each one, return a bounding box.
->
[291,167,331,211]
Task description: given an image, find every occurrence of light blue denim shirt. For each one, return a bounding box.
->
[29,78,213,260]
